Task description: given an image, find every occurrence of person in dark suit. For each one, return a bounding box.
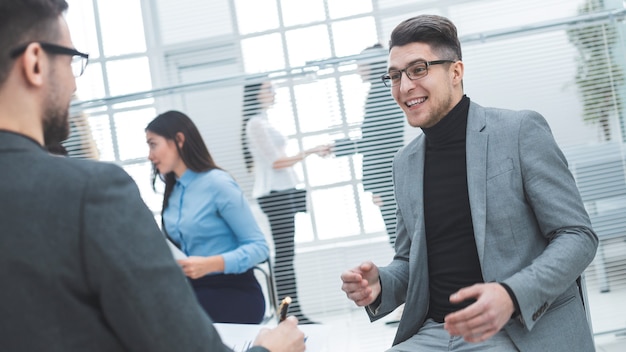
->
[0,1,304,351]
[341,14,598,351]
[333,43,405,246]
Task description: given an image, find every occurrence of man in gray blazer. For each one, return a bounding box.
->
[341,14,598,351]
[0,1,304,351]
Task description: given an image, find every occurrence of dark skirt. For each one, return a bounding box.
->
[189,269,265,324]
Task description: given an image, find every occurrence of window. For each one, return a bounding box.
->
[67,0,153,171]
[67,1,626,340]
[235,1,382,243]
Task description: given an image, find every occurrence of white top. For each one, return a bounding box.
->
[246,113,299,198]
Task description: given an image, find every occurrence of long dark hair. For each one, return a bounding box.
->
[146,110,220,214]
[241,82,265,173]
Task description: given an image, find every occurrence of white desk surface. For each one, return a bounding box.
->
[214,322,330,352]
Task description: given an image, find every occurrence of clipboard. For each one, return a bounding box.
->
[166,238,187,260]
[213,322,329,352]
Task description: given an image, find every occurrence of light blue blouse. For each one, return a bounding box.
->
[163,169,269,274]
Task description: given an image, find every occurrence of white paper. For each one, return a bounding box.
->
[166,238,187,260]
[214,322,330,352]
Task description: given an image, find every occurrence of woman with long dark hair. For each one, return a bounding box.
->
[241,81,330,324]
[146,110,269,324]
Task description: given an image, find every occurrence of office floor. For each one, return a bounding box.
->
[306,286,626,352]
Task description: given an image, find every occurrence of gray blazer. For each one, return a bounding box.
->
[370,102,599,351]
[0,131,266,352]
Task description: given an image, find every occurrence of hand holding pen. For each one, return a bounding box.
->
[278,296,292,323]
[253,313,305,352]
[277,297,309,345]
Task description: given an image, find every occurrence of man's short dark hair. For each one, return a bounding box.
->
[0,0,69,86]
[389,14,462,61]
[359,43,388,81]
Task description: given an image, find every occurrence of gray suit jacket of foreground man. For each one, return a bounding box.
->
[369,102,599,351]
[0,131,265,352]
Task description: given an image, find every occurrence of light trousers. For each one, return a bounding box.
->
[387,318,519,352]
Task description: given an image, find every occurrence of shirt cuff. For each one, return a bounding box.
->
[500,282,520,318]
[221,252,239,274]
[366,284,383,315]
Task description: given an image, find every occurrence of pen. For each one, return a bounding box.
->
[278,296,292,322]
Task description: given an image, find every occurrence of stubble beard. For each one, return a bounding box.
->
[42,93,71,147]
[406,93,455,129]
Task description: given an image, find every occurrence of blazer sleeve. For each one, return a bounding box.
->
[500,111,598,331]
[80,163,233,352]
[366,153,412,321]
[332,137,358,157]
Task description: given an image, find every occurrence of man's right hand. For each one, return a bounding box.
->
[252,316,305,352]
[340,261,381,307]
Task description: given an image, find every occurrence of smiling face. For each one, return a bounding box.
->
[146,131,186,177]
[388,42,464,128]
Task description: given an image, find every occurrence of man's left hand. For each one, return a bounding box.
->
[443,283,515,343]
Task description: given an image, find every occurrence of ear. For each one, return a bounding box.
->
[21,44,46,87]
[175,132,185,149]
[451,60,464,85]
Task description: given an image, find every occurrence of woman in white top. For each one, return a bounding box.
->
[241,81,330,324]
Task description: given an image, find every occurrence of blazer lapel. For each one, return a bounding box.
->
[408,136,426,227]
[398,134,431,343]
[466,102,488,263]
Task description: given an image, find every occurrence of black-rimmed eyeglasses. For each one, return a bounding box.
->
[10,42,89,78]
[381,60,456,87]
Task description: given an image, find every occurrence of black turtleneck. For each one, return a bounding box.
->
[421,95,484,323]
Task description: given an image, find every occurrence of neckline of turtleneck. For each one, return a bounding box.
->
[422,95,470,147]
